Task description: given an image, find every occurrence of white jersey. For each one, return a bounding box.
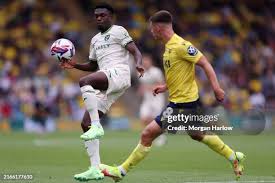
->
[89,25,134,70]
[139,66,165,101]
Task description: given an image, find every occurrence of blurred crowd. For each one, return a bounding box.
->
[0,0,274,131]
[0,0,85,131]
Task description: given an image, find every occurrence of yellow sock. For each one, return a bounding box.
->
[202,135,235,161]
[120,143,151,173]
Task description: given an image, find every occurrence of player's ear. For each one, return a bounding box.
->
[109,13,115,22]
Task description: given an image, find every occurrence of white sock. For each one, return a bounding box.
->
[84,140,100,168]
[228,152,236,162]
[92,120,101,127]
[80,85,102,127]
[118,165,127,176]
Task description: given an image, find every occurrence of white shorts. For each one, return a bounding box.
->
[95,66,131,113]
[140,96,165,119]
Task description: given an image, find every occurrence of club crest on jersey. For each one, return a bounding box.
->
[187,45,198,56]
[104,35,110,41]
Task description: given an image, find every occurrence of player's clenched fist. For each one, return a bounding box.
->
[152,84,167,96]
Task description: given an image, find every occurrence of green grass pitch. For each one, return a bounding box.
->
[0,130,275,183]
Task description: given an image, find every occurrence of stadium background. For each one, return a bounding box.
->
[0,0,275,182]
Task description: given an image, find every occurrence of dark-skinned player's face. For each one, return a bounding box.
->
[94,8,112,32]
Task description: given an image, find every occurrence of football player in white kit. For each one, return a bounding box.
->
[60,3,144,181]
[138,55,166,146]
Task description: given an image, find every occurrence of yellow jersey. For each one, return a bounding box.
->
[163,34,203,103]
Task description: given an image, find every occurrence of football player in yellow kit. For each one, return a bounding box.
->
[100,10,245,181]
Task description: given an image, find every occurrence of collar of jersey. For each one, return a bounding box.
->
[165,33,177,46]
[101,25,113,35]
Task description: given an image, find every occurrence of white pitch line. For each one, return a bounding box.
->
[33,139,57,146]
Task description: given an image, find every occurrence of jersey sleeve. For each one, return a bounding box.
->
[89,39,96,61]
[176,41,203,63]
[114,26,133,47]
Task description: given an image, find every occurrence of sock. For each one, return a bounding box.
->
[201,135,235,162]
[119,143,151,175]
[84,140,100,168]
[80,85,102,127]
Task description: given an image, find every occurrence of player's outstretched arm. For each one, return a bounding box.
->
[125,42,144,77]
[60,58,98,72]
[72,60,98,72]
[196,56,225,102]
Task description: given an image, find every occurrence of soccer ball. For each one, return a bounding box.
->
[50,38,75,61]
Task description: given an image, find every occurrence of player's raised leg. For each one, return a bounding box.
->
[100,120,163,181]
[188,130,246,180]
[79,72,108,141]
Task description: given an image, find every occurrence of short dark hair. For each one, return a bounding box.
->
[150,10,173,23]
[95,3,114,14]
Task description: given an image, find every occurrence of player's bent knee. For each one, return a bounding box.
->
[141,128,154,145]
[141,129,151,138]
[141,120,163,146]
[79,76,92,87]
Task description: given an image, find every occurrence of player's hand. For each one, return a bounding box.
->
[136,64,145,78]
[153,84,167,96]
[214,87,225,102]
[59,58,76,69]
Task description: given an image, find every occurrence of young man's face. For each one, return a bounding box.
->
[149,22,161,40]
[94,8,112,32]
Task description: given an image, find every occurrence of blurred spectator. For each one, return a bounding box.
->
[24,101,55,133]
[138,54,166,146]
[138,54,165,126]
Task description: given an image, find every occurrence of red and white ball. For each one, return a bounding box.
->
[50,38,75,61]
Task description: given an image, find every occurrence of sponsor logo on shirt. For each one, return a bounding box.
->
[95,44,110,50]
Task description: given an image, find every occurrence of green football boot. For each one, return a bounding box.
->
[74,167,104,181]
[232,152,246,180]
[80,125,104,140]
[99,164,123,182]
